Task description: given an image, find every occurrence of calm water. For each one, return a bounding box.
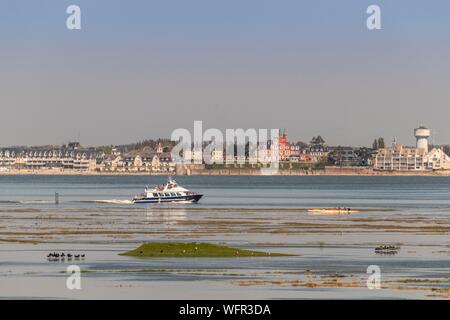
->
[1,175,450,213]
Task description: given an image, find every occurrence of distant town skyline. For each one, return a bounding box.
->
[1,0,449,147]
[0,127,442,150]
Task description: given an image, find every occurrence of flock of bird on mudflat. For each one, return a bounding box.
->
[47,252,86,261]
[374,245,401,255]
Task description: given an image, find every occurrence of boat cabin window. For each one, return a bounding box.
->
[153,193,158,197]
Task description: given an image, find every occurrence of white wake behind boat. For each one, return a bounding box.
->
[132,177,203,204]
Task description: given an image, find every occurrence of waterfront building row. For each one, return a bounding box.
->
[373,127,450,171]
[0,148,102,171]
[183,132,331,164]
[374,144,450,171]
[0,144,176,173]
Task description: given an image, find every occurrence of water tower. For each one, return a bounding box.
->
[414,126,430,152]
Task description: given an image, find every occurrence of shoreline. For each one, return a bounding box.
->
[1,168,450,177]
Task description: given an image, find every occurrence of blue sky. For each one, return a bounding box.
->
[1,1,449,146]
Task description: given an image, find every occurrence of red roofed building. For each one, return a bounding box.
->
[278,130,291,161]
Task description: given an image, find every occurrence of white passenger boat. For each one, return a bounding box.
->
[132,177,203,204]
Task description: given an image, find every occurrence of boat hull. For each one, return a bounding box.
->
[133,194,203,204]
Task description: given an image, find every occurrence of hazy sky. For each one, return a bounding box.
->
[1,0,449,147]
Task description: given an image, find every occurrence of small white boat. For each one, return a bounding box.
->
[132,177,203,204]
